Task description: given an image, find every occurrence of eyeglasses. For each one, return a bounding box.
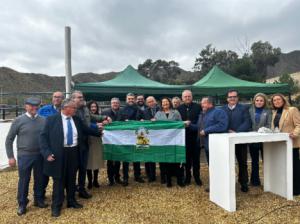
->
[227,96,238,99]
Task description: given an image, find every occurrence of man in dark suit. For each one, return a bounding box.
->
[222,89,251,192]
[102,97,122,186]
[143,96,160,182]
[119,93,145,186]
[40,99,100,217]
[177,90,202,186]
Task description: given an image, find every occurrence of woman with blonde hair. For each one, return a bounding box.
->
[249,93,272,186]
[271,93,300,195]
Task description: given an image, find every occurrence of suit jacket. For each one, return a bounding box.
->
[119,104,144,121]
[101,108,121,121]
[143,105,160,120]
[177,102,201,137]
[249,106,272,131]
[154,110,182,121]
[271,107,300,148]
[190,107,228,150]
[39,113,100,178]
[222,103,251,132]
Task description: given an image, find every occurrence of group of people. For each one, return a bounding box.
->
[5,89,300,218]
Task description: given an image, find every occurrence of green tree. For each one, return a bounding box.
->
[250,41,281,80]
[274,73,299,95]
[193,44,239,75]
[138,59,181,84]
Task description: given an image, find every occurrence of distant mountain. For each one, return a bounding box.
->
[0,66,197,93]
[267,50,300,78]
[0,67,117,93]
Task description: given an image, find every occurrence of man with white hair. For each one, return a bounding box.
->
[177,90,202,186]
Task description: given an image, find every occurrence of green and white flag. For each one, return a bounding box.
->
[102,120,186,163]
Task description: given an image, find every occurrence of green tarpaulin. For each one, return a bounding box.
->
[191,66,290,96]
[74,65,188,100]
[74,65,290,100]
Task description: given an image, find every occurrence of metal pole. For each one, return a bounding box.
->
[65,26,72,99]
[0,85,3,104]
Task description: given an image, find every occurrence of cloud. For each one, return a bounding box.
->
[0,0,299,75]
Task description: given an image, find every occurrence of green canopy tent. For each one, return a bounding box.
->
[74,65,189,101]
[191,66,290,97]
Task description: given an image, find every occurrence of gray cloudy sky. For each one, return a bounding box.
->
[0,0,299,76]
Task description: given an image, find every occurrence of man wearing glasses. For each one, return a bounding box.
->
[222,89,251,192]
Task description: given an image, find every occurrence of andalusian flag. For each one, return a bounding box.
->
[102,121,186,163]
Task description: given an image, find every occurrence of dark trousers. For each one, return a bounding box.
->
[185,137,200,180]
[78,148,89,191]
[249,143,263,184]
[122,162,141,180]
[203,146,209,164]
[293,148,300,195]
[160,163,183,184]
[17,155,44,207]
[52,147,78,209]
[42,175,50,197]
[145,162,156,180]
[107,160,121,182]
[159,163,167,182]
[235,144,248,185]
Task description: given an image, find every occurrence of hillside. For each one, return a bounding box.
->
[0,67,117,93]
[267,50,300,78]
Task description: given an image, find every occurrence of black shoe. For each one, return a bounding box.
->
[161,177,166,184]
[122,180,129,187]
[17,206,26,216]
[87,182,93,189]
[167,182,172,188]
[205,187,210,193]
[148,177,156,183]
[241,184,249,192]
[78,189,92,199]
[177,181,185,187]
[93,181,100,188]
[51,208,61,217]
[184,177,191,185]
[195,178,203,186]
[250,179,261,186]
[294,191,300,196]
[34,201,48,208]
[108,181,115,186]
[67,201,83,209]
[134,177,145,183]
[115,178,123,184]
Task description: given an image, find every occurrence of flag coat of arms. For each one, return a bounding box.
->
[102,120,186,163]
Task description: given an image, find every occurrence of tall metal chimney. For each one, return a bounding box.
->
[65,26,72,99]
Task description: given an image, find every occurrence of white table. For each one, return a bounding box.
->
[209,132,293,212]
[0,122,16,169]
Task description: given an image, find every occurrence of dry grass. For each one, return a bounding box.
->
[0,165,300,224]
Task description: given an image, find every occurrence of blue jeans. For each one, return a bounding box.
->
[17,154,44,207]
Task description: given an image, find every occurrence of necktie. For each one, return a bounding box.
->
[67,117,73,145]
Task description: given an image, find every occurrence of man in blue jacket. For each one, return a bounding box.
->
[222,90,251,192]
[191,96,228,192]
[38,91,64,117]
[197,96,228,163]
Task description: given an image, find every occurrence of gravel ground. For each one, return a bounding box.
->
[0,165,300,224]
